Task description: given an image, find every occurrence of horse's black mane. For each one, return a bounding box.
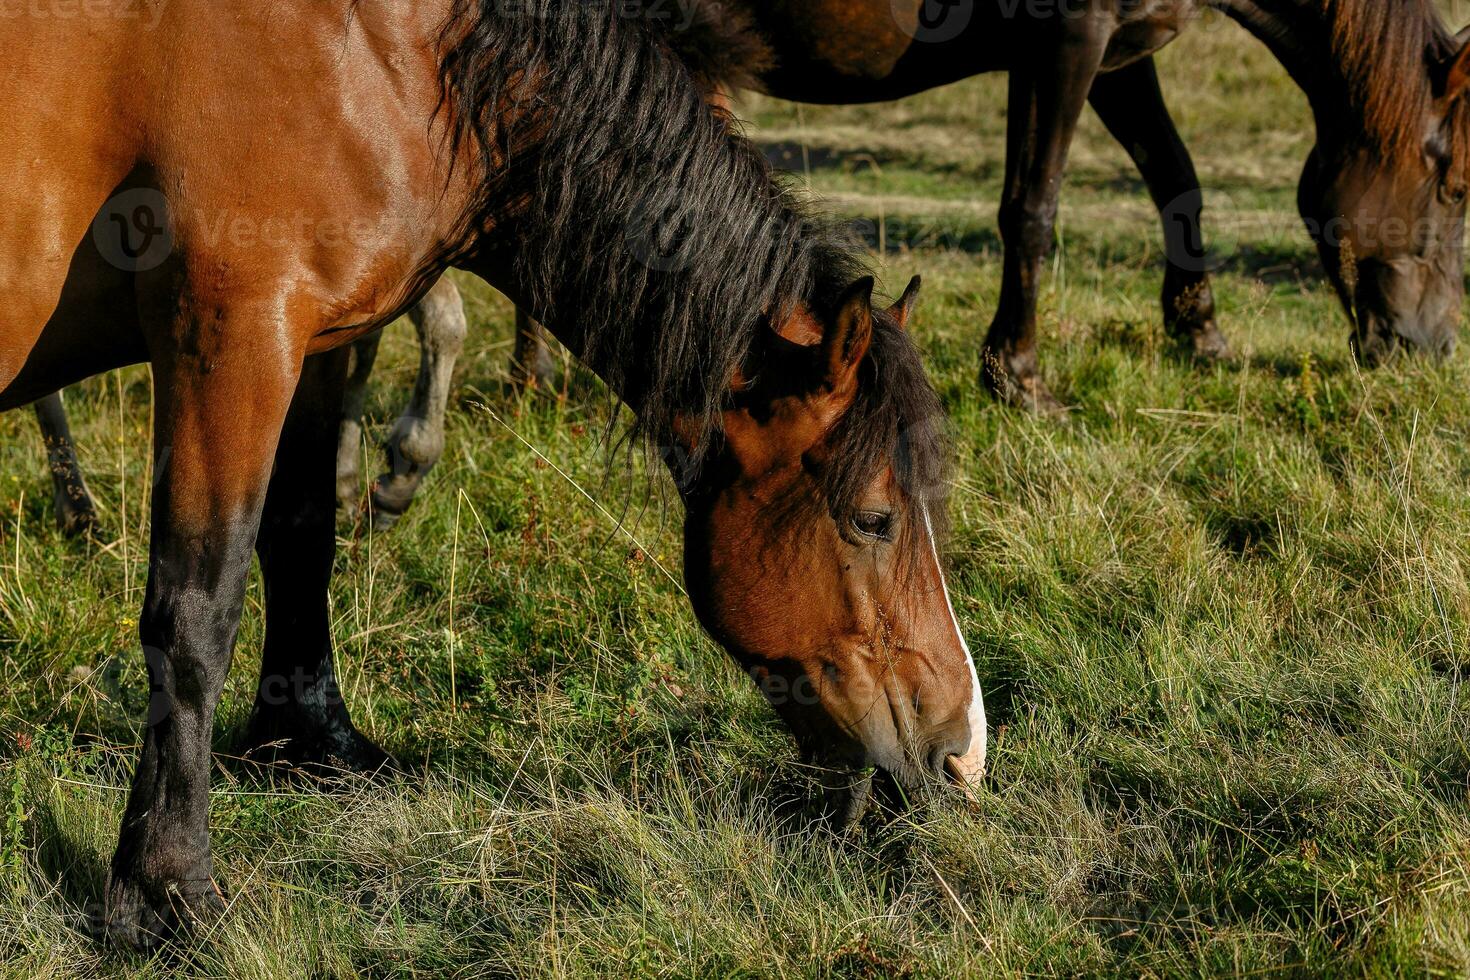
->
[437,0,948,529]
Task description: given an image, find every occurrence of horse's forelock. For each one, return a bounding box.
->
[821,316,952,559]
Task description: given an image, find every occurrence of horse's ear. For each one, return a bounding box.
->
[822,277,874,390]
[1439,31,1470,103]
[886,275,923,332]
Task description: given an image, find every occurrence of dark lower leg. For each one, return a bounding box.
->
[34,390,99,537]
[246,349,392,773]
[105,342,299,949]
[982,45,1104,413]
[105,523,250,948]
[1088,56,1229,360]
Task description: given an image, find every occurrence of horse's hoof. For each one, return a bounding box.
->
[980,346,1068,416]
[366,476,420,532]
[1183,320,1231,363]
[366,490,410,532]
[509,365,559,392]
[240,713,399,784]
[982,363,1066,415]
[320,727,399,779]
[57,508,102,540]
[1017,378,1066,416]
[102,869,226,951]
[52,485,102,539]
[367,501,405,533]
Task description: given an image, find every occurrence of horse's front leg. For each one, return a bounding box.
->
[981,32,1108,413]
[33,390,100,537]
[1088,55,1230,361]
[369,276,467,529]
[245,348,394,773]
[103,328,302,950]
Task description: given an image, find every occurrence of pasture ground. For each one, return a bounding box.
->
[5,10,1470,977]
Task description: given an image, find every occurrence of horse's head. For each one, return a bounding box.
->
[1297,31,1470,364]
[676,276,984,808]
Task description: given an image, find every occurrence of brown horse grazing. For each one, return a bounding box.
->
[1,0,983,949]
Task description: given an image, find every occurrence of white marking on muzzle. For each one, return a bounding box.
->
[923,506,987,783]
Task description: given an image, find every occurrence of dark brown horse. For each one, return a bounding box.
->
[1,1,983,948]
[502,0,1470,411]
[747,0,1470,409]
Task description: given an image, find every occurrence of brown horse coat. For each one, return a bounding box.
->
[2,0,984,949]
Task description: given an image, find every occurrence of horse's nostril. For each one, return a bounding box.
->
[928,740,968,779]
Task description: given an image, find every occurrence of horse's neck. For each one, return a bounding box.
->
[1208,0,1373,128]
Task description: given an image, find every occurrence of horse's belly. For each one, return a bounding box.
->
[1100,23,1182,72]
[0,251,145,411]
[755,0,1007,102]
[1100,2,1202,72]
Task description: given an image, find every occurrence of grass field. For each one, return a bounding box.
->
[6,9,1470,977]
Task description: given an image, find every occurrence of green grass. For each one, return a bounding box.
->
[6,11,1470,977]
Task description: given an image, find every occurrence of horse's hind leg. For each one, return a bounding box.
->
[245,349,393,774]
[368,276,466,529]
[510,308,558,389]
[336,328,384,510]
[33,390,100,537]
[104,323,302,950]
[1088,56,1230,361]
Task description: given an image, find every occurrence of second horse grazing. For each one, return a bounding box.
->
[517,0,1470,410]
[763,0,1470,408]
[0,0,983,949]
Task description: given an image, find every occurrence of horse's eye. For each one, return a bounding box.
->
[1441,182,1468,205]
[850,510,893,540]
